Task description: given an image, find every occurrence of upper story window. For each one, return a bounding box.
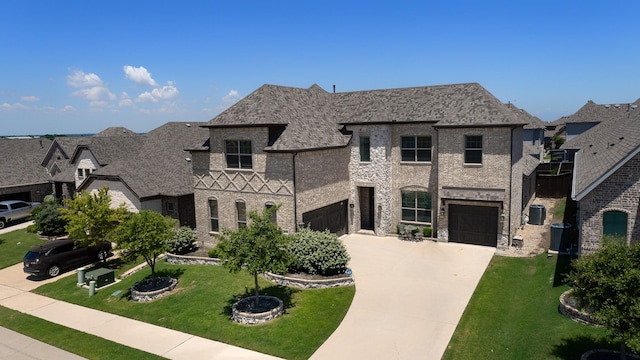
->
[464,135,483,164]
[401,136,431,162]
[360,136,371,162]
[209,198,219,232]
[236,200,247,229]
[77,169,84,179]
[225,140,252,169]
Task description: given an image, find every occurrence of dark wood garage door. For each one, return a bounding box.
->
[302,200,348,236]
[449,204,498,247]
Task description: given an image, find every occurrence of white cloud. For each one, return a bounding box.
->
[135,81,179,103]
[21,95,39,102]
[118,92,135,108]
[136,91,157,103]
[72,86,116,102]
[63,105,76,112]
[0,102,29,110]
[124,65,158,86]
[222,90,240,103]
[67,69,103,88]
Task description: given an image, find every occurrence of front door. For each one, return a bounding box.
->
[359,187,375,230]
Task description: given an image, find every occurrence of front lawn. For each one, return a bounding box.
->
[0,229,46,269]
[443,254,612,359]
[0,306,164,359]
[34,260,355,360]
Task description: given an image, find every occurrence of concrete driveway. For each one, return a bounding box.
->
[311,233,495,360]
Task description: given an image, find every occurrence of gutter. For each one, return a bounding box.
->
[292,152,298,232]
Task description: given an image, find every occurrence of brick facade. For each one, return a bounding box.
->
[578,154,640,254]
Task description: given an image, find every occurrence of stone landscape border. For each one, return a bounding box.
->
[130,277,179,302]
[559,289,600,326]
[232,295,284,325]
[165,253,355,288]
[262,272,354,289]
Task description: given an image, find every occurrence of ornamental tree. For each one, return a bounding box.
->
[215,205,290,303]
[60,187,128,248]
[567,238,640,358]
[112,210,177,282]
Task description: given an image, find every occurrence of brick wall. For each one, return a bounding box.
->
[579,154,640,254]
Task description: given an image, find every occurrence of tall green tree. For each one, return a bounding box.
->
[567,238,640,358]
[216,205,290,303]
[60,187,128,248]
[112,210,177,282]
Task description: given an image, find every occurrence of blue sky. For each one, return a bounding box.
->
[2,1,640,136]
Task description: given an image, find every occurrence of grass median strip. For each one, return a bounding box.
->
[0,305,165,359]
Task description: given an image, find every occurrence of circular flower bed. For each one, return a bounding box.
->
[232,295,284,325]
[131,276,178,302]
[559,289,599,326]
[581,349,640,360]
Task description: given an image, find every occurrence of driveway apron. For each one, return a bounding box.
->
[311,233,495,360]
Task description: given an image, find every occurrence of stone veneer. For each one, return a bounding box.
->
[578,154,640,254]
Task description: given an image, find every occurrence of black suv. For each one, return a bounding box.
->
[23,239,112,277]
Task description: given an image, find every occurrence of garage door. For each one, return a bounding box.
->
[302,200,348,236]
[449,204,498,247]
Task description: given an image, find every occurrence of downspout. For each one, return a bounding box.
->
[508,126,514,247]
[292,152,298,231]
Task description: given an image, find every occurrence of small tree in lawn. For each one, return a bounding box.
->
[113,210,177,285]
[60,187,128,249]
[567,238,640,359]
[216,205,290,305]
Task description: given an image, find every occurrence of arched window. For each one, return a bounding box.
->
[603,210,628,241]
[265,202,277,224]
[208,198,219,232]
[236,200,247,229]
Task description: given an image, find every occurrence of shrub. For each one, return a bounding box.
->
[208,246,221,258]
[287,227,350,276]
[34,202,67,236]
[168,226,197,254]
[26,224,38,233]
[423,227,433,237]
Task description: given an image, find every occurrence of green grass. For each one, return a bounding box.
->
[0,229,47,269]
[443,254,612,359]
[34,261,355,360]
[0,306,165,359]
[553,197,567,221]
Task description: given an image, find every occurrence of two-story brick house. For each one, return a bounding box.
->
[564,104,640,254]
[192,83,527,250]
[340,83,526,248]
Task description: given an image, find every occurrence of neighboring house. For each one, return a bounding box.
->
[191,83,528,250]
[564,106,640,254]
[0,138,53,202]
[558,99,640,142]
[79,122,209,228]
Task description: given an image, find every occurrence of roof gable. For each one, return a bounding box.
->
[0,138,52,188]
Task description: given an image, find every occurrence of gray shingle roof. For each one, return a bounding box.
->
[70,137,145,165]
[87,122,209,198]
[0,138,52,188]
[570,110,640,200]
[205,84,350,152]
[554,99,640,127]
[506,103,547,129]
[337,83,524,127]
[94,127,140,137]
[205,83,523,152]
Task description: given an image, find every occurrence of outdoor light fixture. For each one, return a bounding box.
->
[440,206,445,216]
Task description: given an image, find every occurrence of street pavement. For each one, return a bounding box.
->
[0,223,494,360]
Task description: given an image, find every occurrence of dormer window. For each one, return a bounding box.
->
[225,140,252,169]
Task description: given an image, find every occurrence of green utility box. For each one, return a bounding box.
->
[85,268,115,288]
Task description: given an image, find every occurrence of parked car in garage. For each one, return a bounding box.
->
[0,200,41,229]
[23,239,112,277]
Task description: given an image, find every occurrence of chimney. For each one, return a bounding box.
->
[333,85,336,93]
